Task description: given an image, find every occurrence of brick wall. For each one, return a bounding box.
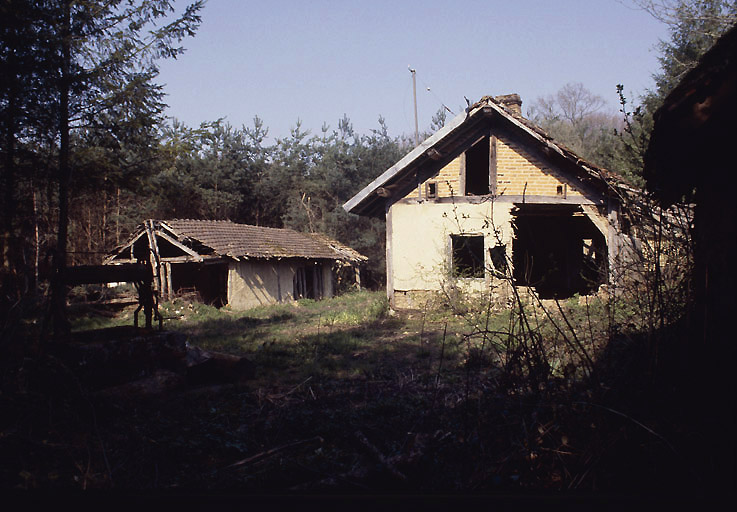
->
[401,132,582,200]
[433,155,463,197]
[495,136,582,197]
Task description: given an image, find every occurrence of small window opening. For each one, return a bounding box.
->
[556,185,563,196]
[464,137,490,195]
[489,245,508,277]
[621,212,632,235]
[451,235,485,278]
[426,182,437,199]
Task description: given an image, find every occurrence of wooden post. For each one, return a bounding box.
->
[489,135,497,195]
[144,220,162,297]
[161,261,169,301]
[385,203,394,306]
[165,262,173,300]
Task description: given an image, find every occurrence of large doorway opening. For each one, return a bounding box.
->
[294,263,324,299]
[512,205,607,298]
[171,262,228,306]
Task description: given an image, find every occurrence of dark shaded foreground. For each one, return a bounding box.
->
[0,321,732,501]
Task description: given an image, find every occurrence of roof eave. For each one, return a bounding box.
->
[343,104,495,216]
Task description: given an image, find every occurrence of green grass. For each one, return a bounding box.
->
[66,288,622,387]
[12,287,678,491]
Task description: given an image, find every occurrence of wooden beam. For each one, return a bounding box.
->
[397,194,603,206]
[489,135,497,195]
[385,203,394,307]
[426,148,442,160]
[155,230,203,259]
[63,263,151,285]
[144,220,162,295]
[103,230,145,264]
[459,152,466,197]
[165,262,173,300]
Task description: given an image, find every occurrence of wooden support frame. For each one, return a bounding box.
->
[155,230,203,260]
[62,263,161,330]
[144,220,162,297]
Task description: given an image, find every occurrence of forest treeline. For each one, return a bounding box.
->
[1,0,735,315]
[5,112,408,290]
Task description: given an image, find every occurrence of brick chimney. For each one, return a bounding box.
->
[494,93,522,115]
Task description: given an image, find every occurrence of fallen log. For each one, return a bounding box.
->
[185,346,256,385]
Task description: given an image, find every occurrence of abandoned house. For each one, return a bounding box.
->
[105,219,367,309]
[344,94,627,309]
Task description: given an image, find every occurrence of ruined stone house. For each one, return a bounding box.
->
[344,94,628,309]
[105,219,366,310]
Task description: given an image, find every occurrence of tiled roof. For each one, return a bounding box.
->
[161,219,366,262]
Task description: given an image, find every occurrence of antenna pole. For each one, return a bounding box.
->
[409,67,419,147]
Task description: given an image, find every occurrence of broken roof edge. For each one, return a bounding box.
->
[343,95,627,217]
[343,102,477,215]
[105,219,367,265]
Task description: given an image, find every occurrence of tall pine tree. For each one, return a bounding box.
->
[32,0,203,335]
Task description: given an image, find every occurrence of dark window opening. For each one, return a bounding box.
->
[489,245,508,277]
[556,185,563,196]
[451,235,485,278]
[426,182,437,198]
[620,212,632,235]
[512,206,607,298]
[465,137,490,195]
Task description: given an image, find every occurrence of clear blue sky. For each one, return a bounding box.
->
[156,0,669,141]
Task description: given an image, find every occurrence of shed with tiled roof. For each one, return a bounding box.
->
[105,219,367,310]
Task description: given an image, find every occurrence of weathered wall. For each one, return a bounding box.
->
[227,259,334,310]
[389,200,515,309]
[228,260,295,310]
[495,136,583,197]
[321,263,334,299]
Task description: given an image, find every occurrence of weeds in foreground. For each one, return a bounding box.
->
[5,186,698,494]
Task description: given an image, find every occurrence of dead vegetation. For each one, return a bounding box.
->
[0,254,705,495]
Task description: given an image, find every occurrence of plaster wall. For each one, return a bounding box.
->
[389,200,515,307]
[228,260,295,310]
[227,260,334,310]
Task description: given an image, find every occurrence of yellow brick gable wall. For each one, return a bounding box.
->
[495,136,582,197]
[433,156,463,197]
[401,133,583,200]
